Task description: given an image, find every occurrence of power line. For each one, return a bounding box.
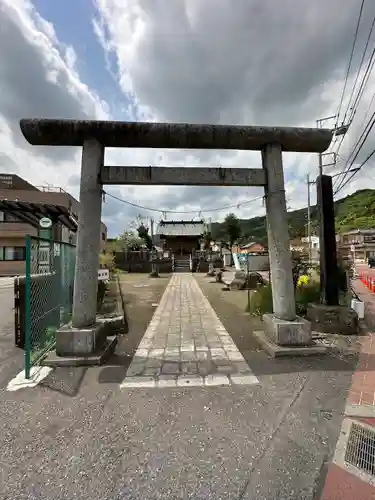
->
[354,87,375,138]
[347,43,375,126]
[342,12,375,127]
[334,105,375,194]
[335,0,365,129]
[103,190,264,215]
[334,146,375,195]
[333,26,375,192]
[336,85,375,168]
[334,103,375,193]
[332,13,375,159]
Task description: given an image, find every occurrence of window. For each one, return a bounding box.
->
[0,247,26,261]
[0,211,20,222]
[102,232,106,241]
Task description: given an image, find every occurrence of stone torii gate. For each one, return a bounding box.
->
[20,119,332,364]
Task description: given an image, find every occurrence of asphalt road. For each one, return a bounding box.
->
[0,276,16,288]
[0,281,24,390]
[0,274,357,500]
[356,262,375,276]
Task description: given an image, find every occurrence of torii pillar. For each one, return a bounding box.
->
[20,119,332,363]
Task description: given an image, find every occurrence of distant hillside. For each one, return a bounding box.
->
[211,189,375,245]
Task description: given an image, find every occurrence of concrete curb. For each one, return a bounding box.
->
[345,404,375,418]
[116,274,129,334]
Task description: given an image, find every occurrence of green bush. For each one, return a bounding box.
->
[336,258,349,291]
[295,282,321,315]
[246,284,273,316]
[246,281,321,317]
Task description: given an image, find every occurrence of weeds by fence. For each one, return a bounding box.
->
[25,235,76,378]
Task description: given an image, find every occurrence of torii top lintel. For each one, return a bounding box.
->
[20,119,332,153]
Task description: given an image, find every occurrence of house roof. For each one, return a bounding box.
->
[241,241,264,249]
[156,220,205,237]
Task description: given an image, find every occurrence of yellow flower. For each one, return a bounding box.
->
[297,275,309,288]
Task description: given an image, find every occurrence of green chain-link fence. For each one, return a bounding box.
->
[25,235,76,378]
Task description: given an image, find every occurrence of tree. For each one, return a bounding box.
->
[224,213,241,247]
[201,230,212,250]
[100,241,118,272]
[118,231,145,250]
[137,223,153,250]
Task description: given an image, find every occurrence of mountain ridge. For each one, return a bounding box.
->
[211,189,375,244]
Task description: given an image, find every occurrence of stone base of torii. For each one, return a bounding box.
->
[20,119,333,365]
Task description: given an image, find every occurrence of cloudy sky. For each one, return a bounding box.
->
[1,0,375,237]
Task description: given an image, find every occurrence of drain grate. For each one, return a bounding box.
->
[345,422,375,476]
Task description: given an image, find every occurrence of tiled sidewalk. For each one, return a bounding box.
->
[120,273,259,389]
[320,279,375,499]
[346,279,375,417]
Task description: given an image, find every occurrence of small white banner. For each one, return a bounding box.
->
[350,244,355,253]
[98,269,110,281]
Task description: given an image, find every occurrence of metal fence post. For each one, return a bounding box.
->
[25,234,31,379]
[23,236,76,376]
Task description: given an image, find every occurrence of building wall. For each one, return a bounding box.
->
[337,230,375,261]
[0,187,78,214]
[0,234,35,276]
[0,173,40,191]
[0,221,37,239]
[163,236,200,255]
[291,236,320,263]
[247,255,270,271]
[0,176,108,275]
[0,182,108,234]
[0,222,107,276]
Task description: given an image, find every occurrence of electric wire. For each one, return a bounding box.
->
[103,190,264,215]
[334,0,365,130]
[342,11,375,127]
[334,103,375,194]
[334,146,375,195]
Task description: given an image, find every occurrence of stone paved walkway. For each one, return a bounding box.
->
[120,273,259,388]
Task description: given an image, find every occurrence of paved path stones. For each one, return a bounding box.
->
[120,273,259,389]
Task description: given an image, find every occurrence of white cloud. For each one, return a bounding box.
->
[0,0,112,186]
[92,0,375,226]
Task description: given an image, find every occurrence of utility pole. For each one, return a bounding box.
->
[316,116,337,171]
[318,152,323,176]
[316,115,349,305]
[307,174,312,264]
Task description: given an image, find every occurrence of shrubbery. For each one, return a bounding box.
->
[246,281,321,317]
[295,282,321,315]
[246,284,273,316]
[100,251,116,272]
